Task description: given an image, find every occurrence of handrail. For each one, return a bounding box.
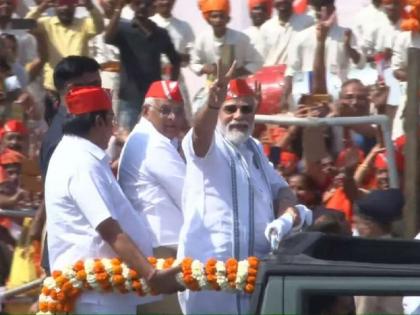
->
[0,277,44,301]
[254,114,398,188]
[0,209,37,218]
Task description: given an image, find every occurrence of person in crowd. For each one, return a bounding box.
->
[190,0,262,81]
[118,80,186,314]
[352,0,387,41]
[277,150,299,179]
[105,0,181,132]
[283,0,364,108]
[0,0,38,70]
[89,0,120,93]
[353,189,404,315]
[260,0,314,66]
[44,85,182,314]
[26,0,104,92]
[244,0,273,57]
[150,0,195,120]
[178,61,312,314]
[39,56,101,179]
[0,119,27,152]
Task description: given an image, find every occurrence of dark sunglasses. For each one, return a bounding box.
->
[222,105,254,115]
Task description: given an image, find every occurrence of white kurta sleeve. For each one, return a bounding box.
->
[391,32,409,72]
[285,35,302,77]
[242,34,263,74]
[69,164,113,229]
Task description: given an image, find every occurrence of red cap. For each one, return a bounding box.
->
[293,0,307,14]
[248,0,273,16]
[145,81,183,103]
[280,151,299,165]
[65,86,112,115]
[0,149,24,165]
[226,79,255,101]
[335,147,365,167]
[374,151,405,173]
[2,120,27,136]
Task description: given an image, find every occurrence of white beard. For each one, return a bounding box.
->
[218,121,254,146]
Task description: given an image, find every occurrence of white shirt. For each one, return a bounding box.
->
[89,18,120,64]
[178,129,289,314]
[118,118,185,247]
[391,31,420,72]
[150,14,194,55]
[352,3,387,41]
[244,25,265,59]
[45,135,155,306]
[260,13,315,66]
[362,18,401,55]
[190,28,263,76]
[286,23,365,80]
[0,26,38,67]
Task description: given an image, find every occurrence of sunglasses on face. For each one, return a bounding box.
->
[222,104,254,115]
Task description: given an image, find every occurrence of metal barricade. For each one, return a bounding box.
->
[255,114,399,188]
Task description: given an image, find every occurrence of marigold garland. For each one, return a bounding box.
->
[36,256,259,315]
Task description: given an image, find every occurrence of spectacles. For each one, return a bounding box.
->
[222,104,254,115]
[150,105,184,117]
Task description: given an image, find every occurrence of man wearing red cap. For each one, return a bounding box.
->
[45,86,182,314]
[191,0,262,81]
[244,0,273,57]
[178,66,312,314]
[118,80,186,314]
[0,119,27,152]
[260,0,314,65]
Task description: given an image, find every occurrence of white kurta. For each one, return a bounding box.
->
[260,13,315,66]
[362,18,400,55]
[190,28,263,76]
[118,118,185,247]
[150,14,195,56]
[244,25,265,59]
[352,3,387,42]
[45,135,157,312]
[285,23,365,81]
[178,129,289,314]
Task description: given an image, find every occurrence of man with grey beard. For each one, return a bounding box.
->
[177,64,312,315]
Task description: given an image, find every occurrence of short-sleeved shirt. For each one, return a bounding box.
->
[107,20,180,103]
[45,135,155,306]
[118,118,185,247]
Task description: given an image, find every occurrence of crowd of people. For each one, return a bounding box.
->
[0,0,417,313]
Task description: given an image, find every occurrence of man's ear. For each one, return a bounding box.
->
[95,114,106,127]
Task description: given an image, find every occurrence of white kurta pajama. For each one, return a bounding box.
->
[260,13,315,66]
[45,135,157,314]
[178,129,289,315]
[118,118,185,248]
[286,23,365,81]
[190,28,263,76]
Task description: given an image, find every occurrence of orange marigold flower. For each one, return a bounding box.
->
[41,287,50,296]
[48,302,57,312]
[73,260,84,272]
[247,275,257,284]
[227,274,236,282]
[244,283,255,294]
[56,291,66,302]
[148,257,157,265]
[96,272,108,282]
[62,282,73,293]
[112,274,125,285]
[207,258,217,265]
[39,302,49,312]
[76,270,87,281]
[163,257,175,269]
[93,261,105,273]
[111,258,121,265]
[56,302,64,312]
[112,265,123,274]
[52,270,62,279]
[50,290,57,300]
[129,270,138,279]
[132,280,142,290]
